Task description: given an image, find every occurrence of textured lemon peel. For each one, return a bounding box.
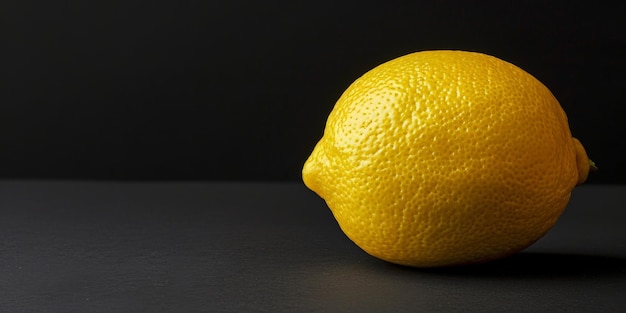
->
[302,50,590,267]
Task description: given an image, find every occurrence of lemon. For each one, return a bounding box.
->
[302,50,592,267]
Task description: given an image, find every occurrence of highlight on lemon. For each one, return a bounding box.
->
[302,50,593,268]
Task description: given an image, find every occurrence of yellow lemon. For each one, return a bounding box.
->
[302,50,593,267]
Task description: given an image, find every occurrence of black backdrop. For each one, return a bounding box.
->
[3,0,625,183]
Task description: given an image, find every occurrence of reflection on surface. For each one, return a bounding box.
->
[414,252,626,279]
[280,253,626,311]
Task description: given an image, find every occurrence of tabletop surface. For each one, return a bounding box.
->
[0,181,624,313]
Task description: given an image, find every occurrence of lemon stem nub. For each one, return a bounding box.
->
[589,160,598,172]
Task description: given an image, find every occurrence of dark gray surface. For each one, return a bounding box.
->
[0,181,625,312]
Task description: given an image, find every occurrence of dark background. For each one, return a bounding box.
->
[3,0,625,183]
